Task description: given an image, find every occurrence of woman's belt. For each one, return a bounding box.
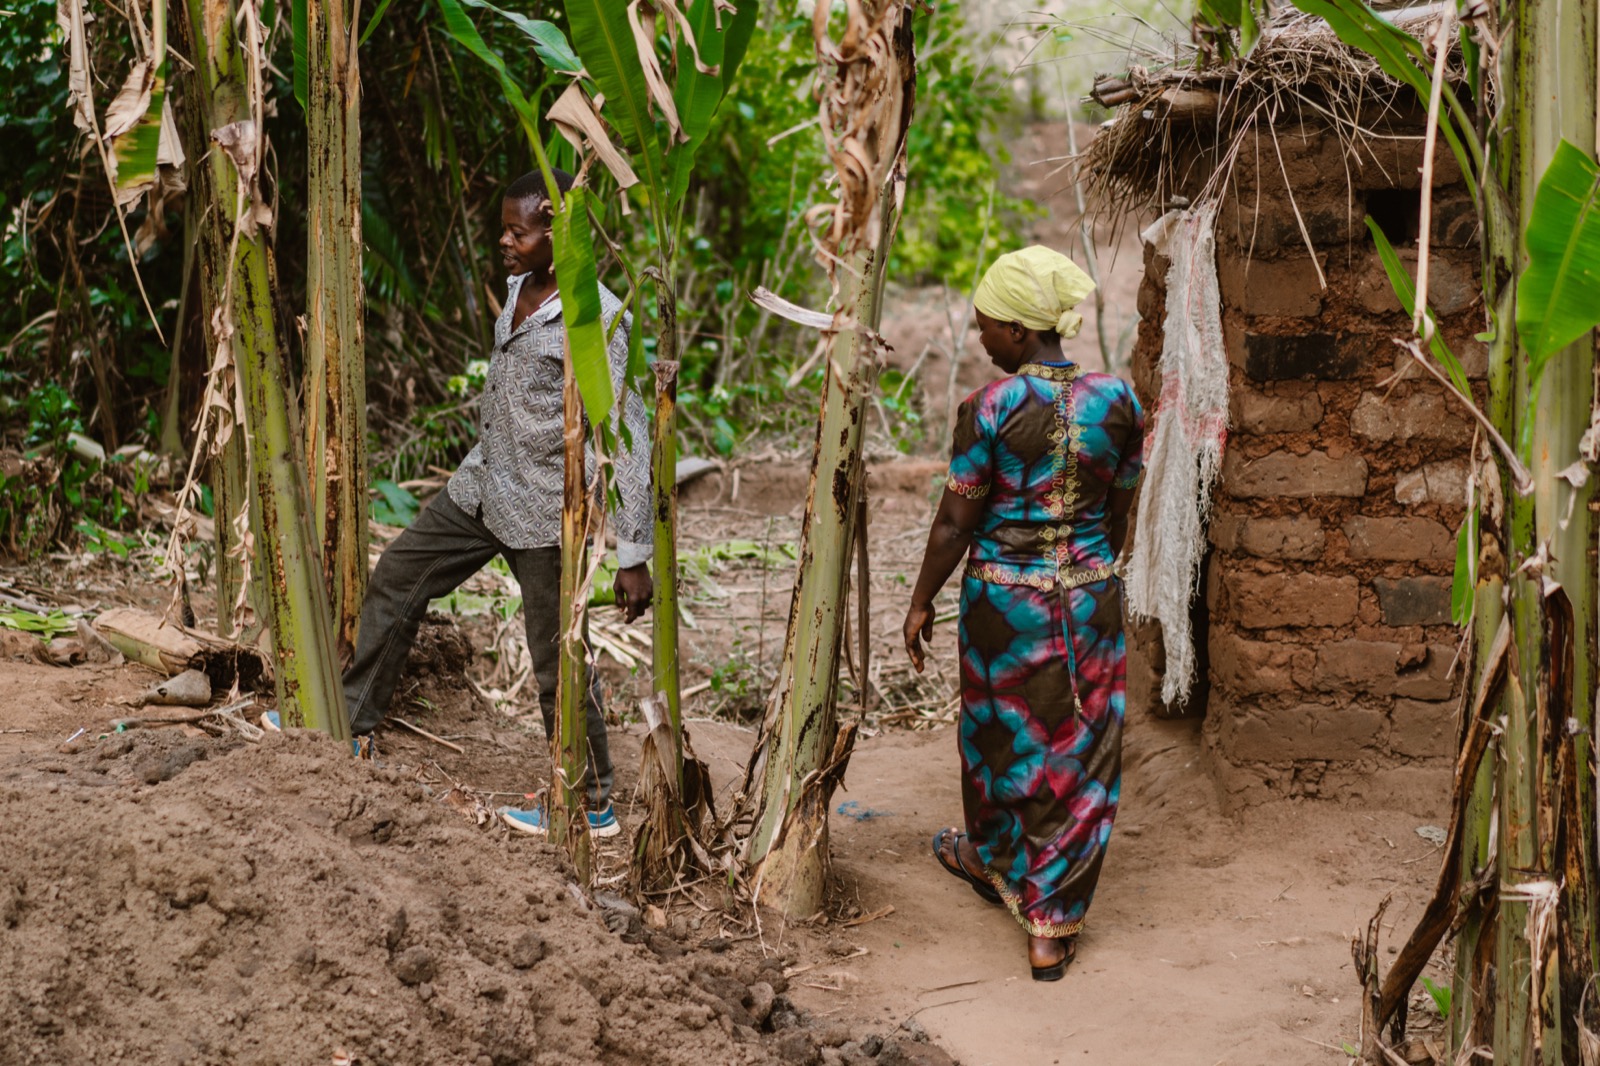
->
[963,560,1118,590]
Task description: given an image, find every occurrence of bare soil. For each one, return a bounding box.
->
[0,452,1455,1066]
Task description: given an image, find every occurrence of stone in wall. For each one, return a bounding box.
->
[1213,698,1387,761]
[1218,256,1327,318]
[1350,391,1472,445]
[1311,640,1458,698]
[1222,449,1368,498]
[1222,571,1359,628]
[1373,576,1454,626]
[1240,332,1361,380]
[1229,385,1323,434]
[1342,515,1456,562]
[1210,631,1313,695]
[1210,513,1326,561]
[1394,460,1468,508]
[1355,249,1479,316]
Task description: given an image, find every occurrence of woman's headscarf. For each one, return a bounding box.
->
[972,246,1096,340]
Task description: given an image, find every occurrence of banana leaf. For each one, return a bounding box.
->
[551,187,615,427]
[665,0,760,210]
[1516,138,1600,381]
[110,0,169,191]
[564,0,667,245]
[1364,216,1470,396]
[458,0,582,73]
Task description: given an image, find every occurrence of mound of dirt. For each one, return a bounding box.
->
[0,729,953,1066]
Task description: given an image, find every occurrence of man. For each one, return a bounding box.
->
[342,168,652,836]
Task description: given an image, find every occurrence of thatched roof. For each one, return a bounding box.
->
[1080,3,1467,212]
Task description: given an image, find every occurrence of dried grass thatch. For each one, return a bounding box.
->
[1080,3,1467,216]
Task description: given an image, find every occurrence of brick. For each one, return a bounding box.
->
[1391,338,1488,381]
[1351,391,1472,444]
[1220,257,1327,317]
[1230,385,1324,434]
[1433,193,1479,248]
[1242,332,1361,381]
[1355,248,1478,316]
[1211,513,1326,560]
[1221,198,1357,252]
[1394,460,1469,508]
[1312,640,1458,697]
[1343,515,1455,562]
[1223,449,1368,498]
[1391,698,1456,758]
[1224,571,1359,629]
[1210,631,1313,695]
[1314,640,1405,693]
[1395,644,1459,699]
[1374,576,1454,626]
[1216,699,1386,761]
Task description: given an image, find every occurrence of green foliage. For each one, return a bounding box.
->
[1421,976,1452,1019]
[550,185,615,426]
[370,479,420,526]
[1516,138,1600,378]
[1363,216,1469,395]
[0,606,77,638]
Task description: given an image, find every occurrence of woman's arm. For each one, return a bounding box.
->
[1107,484,1137,558]
[903,489,986,673]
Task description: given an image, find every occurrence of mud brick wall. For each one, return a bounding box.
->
[1127,118,1483,810]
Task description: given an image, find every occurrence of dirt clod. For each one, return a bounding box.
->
[393,945,436,986]
[509,930,547,969]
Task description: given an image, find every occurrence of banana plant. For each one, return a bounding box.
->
[1199,0,1600,1059]
[292,0,368,660]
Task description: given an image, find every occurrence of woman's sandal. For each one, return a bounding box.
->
[1030,938,1075,983]
[931,827,1002,905]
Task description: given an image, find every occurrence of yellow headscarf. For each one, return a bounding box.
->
[972,246,1096,340]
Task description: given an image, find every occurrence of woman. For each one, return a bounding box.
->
[903,246,1145,981]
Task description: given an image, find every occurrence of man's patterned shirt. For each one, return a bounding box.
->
[448,272,652,566]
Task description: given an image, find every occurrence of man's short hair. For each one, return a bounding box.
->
[505,168,575,207]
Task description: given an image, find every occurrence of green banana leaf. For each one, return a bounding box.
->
[112,0,168,191]
[292,0,308,110]
[1516,138,1600,381]
[552,187,616,427]
[665,0,760,210]
[458,0,583,73]
[435,0,614,429]
[1363,216,1470,396]
[563,0,667,245]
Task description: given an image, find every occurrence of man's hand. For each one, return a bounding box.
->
[614,564,653,623]
[903,601,936,674]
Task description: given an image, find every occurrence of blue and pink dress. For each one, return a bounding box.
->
[946,361,1145,939]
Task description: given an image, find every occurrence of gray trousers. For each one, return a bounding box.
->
[343,491,614,807]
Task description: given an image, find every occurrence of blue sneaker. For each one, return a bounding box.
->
[500,803,621,838]
[260,711,374,758]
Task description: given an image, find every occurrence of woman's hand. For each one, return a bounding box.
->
[903,601,936,673]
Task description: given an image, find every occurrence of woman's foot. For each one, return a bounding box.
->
[1029,935,1074,982]
[932,827,1002,905]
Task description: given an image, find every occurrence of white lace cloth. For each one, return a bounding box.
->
[1125,205,1229,707]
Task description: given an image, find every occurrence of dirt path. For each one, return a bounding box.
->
[0,456,1456,1065]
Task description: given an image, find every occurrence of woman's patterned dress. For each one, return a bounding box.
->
[946,362,1145,939]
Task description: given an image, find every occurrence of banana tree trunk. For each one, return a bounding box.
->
[551,341,593,881]
[303,0,368,659]
[744,185,903,917]
[1488,0,1598,1059]
[178,0,348,736]
[652,355,682,768]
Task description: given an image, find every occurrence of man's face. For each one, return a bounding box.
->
[500,196,553,277]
